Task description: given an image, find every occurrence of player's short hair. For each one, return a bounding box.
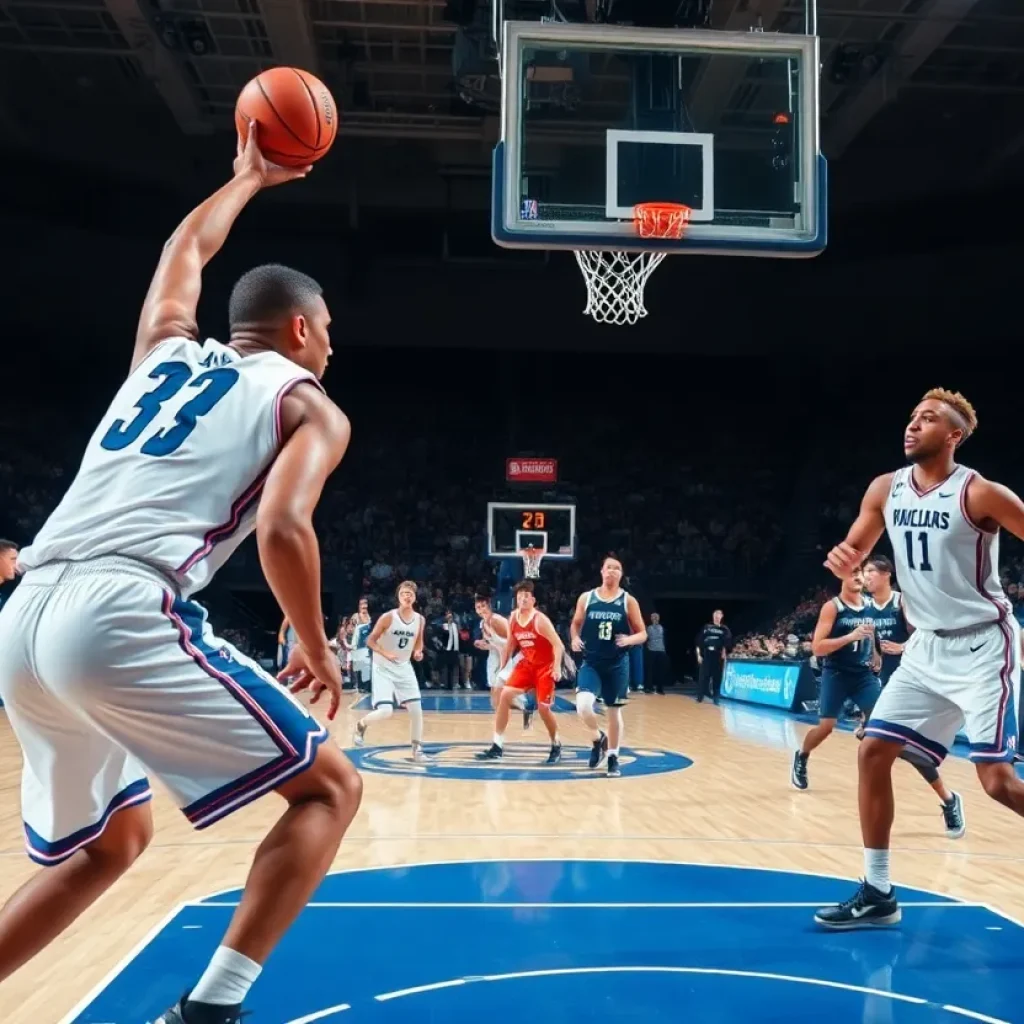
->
[228,264,323,329]
[865,555,894,576]
[396,580,417,597]
[474,586,493,605]
[602,552,624,570]
[0,539,17,553]
[921,387,977,445]
[513,579,536,597]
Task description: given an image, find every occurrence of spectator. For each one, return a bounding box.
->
[645,612,670,694]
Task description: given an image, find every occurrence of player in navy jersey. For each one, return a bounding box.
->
[792,565,881,790]
[816,389,1024,930]
[570,555,647,777]
[862,556,965,837]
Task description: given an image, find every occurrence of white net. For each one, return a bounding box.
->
[574,203,691,326]
[574,249,669,326]
[521,547,544,579]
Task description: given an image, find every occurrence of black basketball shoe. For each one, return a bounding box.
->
[607,754,621,777]
[791,750,808,790]
[475,742,503,760]
[814,880,901,930]
[546,742,562,764]
[589,730,608,769]
[153,996,248,1024]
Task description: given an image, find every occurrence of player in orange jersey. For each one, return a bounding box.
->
[476,579,568,764]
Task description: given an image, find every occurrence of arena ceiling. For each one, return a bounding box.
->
[0,0,1021,212]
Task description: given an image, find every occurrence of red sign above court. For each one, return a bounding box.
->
[506,458,558,483]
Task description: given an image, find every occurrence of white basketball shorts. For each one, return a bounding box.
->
[864,617,1021,764]
[0,557,328,866]
[371,656,421,707]
[488,650,522,688]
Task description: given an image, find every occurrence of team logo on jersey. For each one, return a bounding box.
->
[346,742,692,781]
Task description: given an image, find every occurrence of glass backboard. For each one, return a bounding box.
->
[487,502,576,561]
[492,22,826,257]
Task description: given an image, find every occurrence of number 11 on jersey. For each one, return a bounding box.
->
[903,530,933,572]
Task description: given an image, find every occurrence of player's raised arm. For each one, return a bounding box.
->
[570,592,588,652]
[133,124,310,371]
[259,384,349,716]
[825,473,893,580]
[616,595,648,648]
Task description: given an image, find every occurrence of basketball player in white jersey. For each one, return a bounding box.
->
[473,586,525,711]
[353,581,428,761]
[815,389,1024,930]
[0,127,364,1024]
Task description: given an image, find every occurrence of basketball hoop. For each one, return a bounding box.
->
[574,202,691,326]
[520,546,545,579]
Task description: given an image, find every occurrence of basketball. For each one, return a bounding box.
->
[234,66,338,168]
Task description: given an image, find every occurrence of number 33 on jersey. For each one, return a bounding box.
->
[18,337,321,598]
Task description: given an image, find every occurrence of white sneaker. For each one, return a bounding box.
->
[353,722,366,747]
[412,744,430,763]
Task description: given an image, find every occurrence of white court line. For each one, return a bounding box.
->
[944,1006,1012,1024]
[371,965,1009,1022]
[56,903,187,1024]
[189,900,980,910]
[283,1003,351,1024]
[194,855,976,902]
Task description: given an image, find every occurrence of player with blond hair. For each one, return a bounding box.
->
[353,580,428,762]
[815,388,1024,930]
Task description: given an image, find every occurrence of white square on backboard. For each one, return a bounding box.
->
[605,129,715,223]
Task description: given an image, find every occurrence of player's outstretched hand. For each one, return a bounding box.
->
[278,643,343,720]
[234,119,312,187]
[824,541,863,579]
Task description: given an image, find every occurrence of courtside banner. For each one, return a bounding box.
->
[506,458,558,483]
[721,659,813,711]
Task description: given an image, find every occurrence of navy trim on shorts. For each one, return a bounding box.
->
[164,595,328,830]
[862,718,946,765]
[24,778,153,867]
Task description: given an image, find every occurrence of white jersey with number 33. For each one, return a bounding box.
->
[17,337,319,598]
[885,464,1011,633]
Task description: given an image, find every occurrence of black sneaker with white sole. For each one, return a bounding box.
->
[791,750,808,790]
[814,880,901,930]
[546,742,562,764]
[589,731,608,769]
[607,754,621,777]
[475,743,503,760]
[942,791,966,838]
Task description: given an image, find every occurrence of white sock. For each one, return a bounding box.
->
[190,946,262,1005]
[407,700,423,745]
[608,747,619,758]
[550,732,561,746]
[864,849,891,893]
[493,732,504,747]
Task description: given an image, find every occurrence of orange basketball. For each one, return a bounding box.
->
[235,66,338,168]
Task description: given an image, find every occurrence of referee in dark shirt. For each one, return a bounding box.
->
[696,609,732,704]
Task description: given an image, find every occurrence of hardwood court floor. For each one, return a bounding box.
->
[1,691,1023,1022]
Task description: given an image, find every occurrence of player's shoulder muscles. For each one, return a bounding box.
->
[260,383,351,522]
[815,599,838,634]
[964,473,1024,537]
[862,472,896,512]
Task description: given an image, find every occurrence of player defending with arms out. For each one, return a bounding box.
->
[792,565,880,789]
[477,579,567,764]
[816,389,1024,931]
[863,556,965,838]
[571,555,647,777]
[0,126,363,1023]
[353,581,428,762]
